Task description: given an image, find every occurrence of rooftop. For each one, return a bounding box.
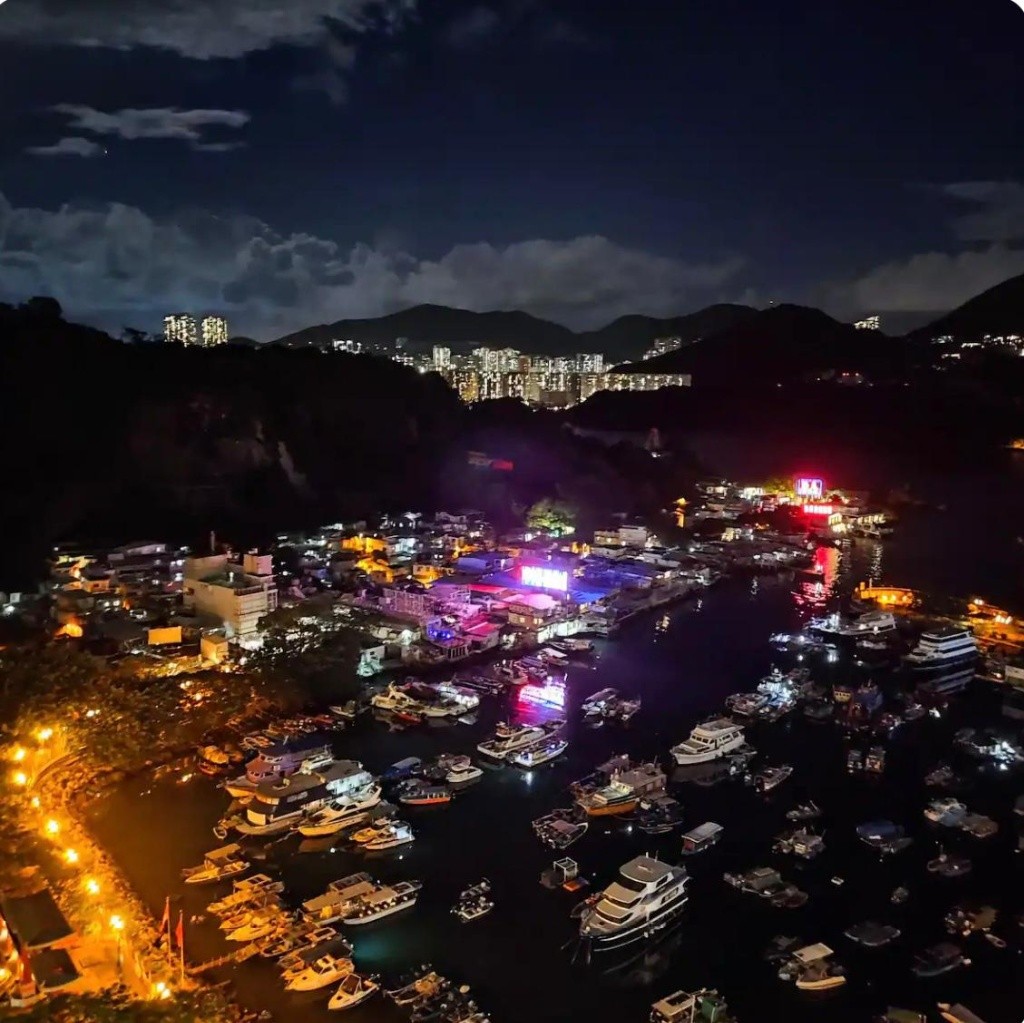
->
[619,855,674,885]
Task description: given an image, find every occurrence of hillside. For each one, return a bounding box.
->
[273,302,757,361]
[630,304,908,384]
[910,271,1024,341]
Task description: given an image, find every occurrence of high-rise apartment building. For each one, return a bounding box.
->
[854,315,880,331]
[201,315,229,346]
[577,353,604,373]
[333,338,362,353]
[164,313,198,345]
[432,345,451,371]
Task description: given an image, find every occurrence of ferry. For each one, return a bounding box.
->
[670,719,746,765]
[341,880,422,925]
[579,855,689,950]
[477,723,548,759]
[223,733,334,798]
[297,783,383,837]
[904,627,978,672]
[510,736,568,768]
[238,762,375,836]
[575,761,666,817]
[917,667,976,698]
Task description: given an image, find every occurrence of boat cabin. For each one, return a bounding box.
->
[681,821,723,854]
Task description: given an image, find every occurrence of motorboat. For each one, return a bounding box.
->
[226,907,287,942]
[579,855,689,950]
[328,972,379,1011]
[352,819,397,844]
[636,795,684,835]
[181,843,249,885]
[207,874,283,914]
[747,764,793,793]
[297,783,383,837]
[452,879,493,923]
[811,611,896,638]
[261,924,338,960]
[477,723,547,759]
[575,761,666,817]
[904,627,977,672]
[924,797,968,826]
[384,963,440,1003]
[364,820,415,851]
[724,692,769,718]
[911,942,969,977]
[510,736,568,768]
[864,747,886,774]
[844,920,900,947]
[447,761,483,785]
[650,988,736,1023]
[279,935,353,975]
[959,813,998,839]
[786,801,821,822]
[926,852,972,878]
[924,764,957,787]
[670,719,746,765]
[724,867,806,907]
[285,952,355,991]
[582,688,619,716]
[397,782,452,806]
[341,880,422,924]
[773,828,824,859]
[383,757,423,782]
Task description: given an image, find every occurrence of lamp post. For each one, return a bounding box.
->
[110,915,124,977]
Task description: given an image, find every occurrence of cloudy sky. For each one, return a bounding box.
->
[1,0,1022,338]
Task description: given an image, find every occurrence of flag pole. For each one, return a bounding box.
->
[177,910,185,985]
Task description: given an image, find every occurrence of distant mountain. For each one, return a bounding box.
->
[272,302,757,361]
[909,271,1024,341]
[630,304,907,384]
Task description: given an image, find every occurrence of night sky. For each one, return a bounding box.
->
[1,0,1022,338]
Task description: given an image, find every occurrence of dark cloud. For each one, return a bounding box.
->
[442,7,503,49]
[0,191,744,338]
[47,105,250,147]
[25,136,103,158]
[942,181,1024,242]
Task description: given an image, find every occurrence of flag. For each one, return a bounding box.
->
[154,897,170,947]
[174,910,185,955]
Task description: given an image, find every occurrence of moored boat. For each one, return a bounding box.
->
[670,719,745,766]
[328,972,379,1011]
[341,880,422,924]
[181,843,249,885]
[510,736,568,768]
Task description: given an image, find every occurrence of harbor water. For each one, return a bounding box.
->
[87,480,1024,1023]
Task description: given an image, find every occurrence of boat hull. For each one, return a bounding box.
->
[581,896,688,951]
[582,798,638,817]
[343,899,418,925]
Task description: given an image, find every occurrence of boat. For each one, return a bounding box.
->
[582,688,619,716]
[784,944,847,991]
[207,874,283,914]
[452,879,494,923]
[917,667,976,698]
[575,761,666,817]
[383,757,423,782]
[552,637,594,654]
[786,801,821,822]
[926,852,972,877]
[811,611,897,638]
[579,855,689,951]
[285,952,355,991]
[911,942,969,977]
[328,972,379,1011]
[924,797,968,826]
[181,843,249,885]
[904,627,978,672]
[723,867,805,907]
[341,880,422,924]
[680,821,723,855]
[650,988,736,1023]
[857,820,913,855]
[261,924,337,959]
[364,820,415,851]
[510,736,568,768]
[226,907,287,942]
[774,828,824,859]
[397,782,452,806]
[924,764,956,787]
[477,723,547,759]
[864,747,886,774]
[278,934,353,974]
[532,809,588,849]
[747,764,792,793]
[300,874,376,925]
[725,692,769,718]
[803,700,834,721]
[352,819,397,844]
[447,761,483,784]
[959,813,998,839]
[937,1005,989,1023]
[223,732,334,797]
[670,719,746,765]
[385,964,441,1002]
[844,920,901,947]
[890,886,909,905]
[636,795,684,834]
[297,783,383,837]
[945,903,998,935]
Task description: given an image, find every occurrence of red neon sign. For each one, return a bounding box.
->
[803,503,833,516]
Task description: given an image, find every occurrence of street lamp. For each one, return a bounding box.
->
[110,915,125,975]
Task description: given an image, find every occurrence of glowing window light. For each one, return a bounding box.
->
[802,503,833,516]
[521,566,568,591]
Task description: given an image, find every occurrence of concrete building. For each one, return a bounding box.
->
[854,315,880,330]
[201,315,229,346]
[164,314,198,345]
[182,551,277,644]
[432,345,451,371]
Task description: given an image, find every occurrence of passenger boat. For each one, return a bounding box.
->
[650,988,736,1023]
[579,855,689,951]
[905,627,977,672]
[843,920,900,947]
[447,761,483,785]
[917,667,976,698]
[328,972,379,1011]
[364,820,415,851]
[575,761,666,817]
[397,783,452,806]
[223,733,334,798]
[181,843,249,885]
[476,723,548,759]
[285,952,355,991]
[341,880,422,924]
[510,736,568,768]
[911,942,969,977]
[670,719,746,765]
[680,821,723,855]
[297,783,383,837]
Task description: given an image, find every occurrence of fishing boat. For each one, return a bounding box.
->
[510,736,568,768]
[670,719,746,765]
[182,843,249,885]
[636,795,684,834]
[447,761,483,785]
[844,921,901,947]
[397,782,452,806]
[328,973,379,1011]
[575,761,666,817]
[924,797,968,827]
[911,942,969,977]
[341,880,422,925]
[779,944,846,990]
[285,951,355,991]
[579,856,689,951]
[747,764,793,793]
[650,988,737,1023]
[452,879,493,923]
[532,809,588,849]
[297,783,383,837]
[364,820,415,851]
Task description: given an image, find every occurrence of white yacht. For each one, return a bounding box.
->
[327,973,379,1011]
[670,719,745,765]
[363,820,415,851]
[811,611,896,637]
[477,723,546,759]
[341,880,422,925]
[579,855,689,950]
[297,784,382,837]
[904,627,977,672]
[285,953,354,992]
[510,736,568,768]
[447,762,483,785]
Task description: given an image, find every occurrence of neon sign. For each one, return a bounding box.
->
[795,477,824,499]
[521,566,569,591]
[802,503,833,516]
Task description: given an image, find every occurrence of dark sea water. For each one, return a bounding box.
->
[88,471,1024,1023]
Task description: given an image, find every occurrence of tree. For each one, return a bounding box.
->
[525,497,576,537]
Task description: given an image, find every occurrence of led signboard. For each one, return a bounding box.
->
[521,565,569,591]
[802,503,833,516]
[795,477,824,499]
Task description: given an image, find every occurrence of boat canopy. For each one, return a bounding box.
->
[682,821,723,843]
[204,843,242,861]
[792,942,833,964]
[362,887,397,907]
